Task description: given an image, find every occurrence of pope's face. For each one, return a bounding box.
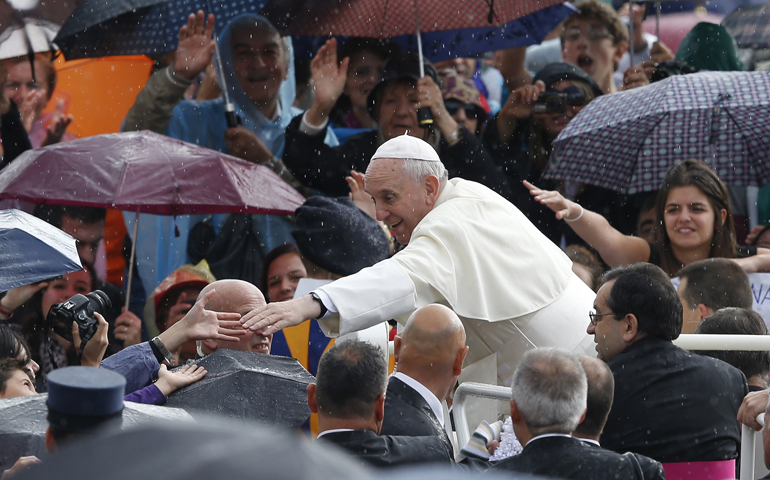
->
[365,158,433,244]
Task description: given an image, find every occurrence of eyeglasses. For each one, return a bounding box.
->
[589,310,615,326]
[561,26,614,43]
[544,86,589,107]
[444,100,480,120]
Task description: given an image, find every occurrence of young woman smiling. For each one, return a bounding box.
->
[527,160,770,276]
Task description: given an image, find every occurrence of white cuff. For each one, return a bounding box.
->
[164,65,196,88]
[300,111,329,135]
[311,289,337,318]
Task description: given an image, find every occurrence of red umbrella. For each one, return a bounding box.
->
[0,130,305,305]
[281,0,567,38]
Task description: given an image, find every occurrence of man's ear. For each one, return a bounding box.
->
[307,383,318,414]
[510,399,522,423]
[201,339,217,353]
[454,345,469,376]
[698,304,713,320]
[45,427,56,453]
[393,335,402,364]
[613,40,628,64]
[424,175,441,206]
[621,313,639,342]
[375,392,385,423]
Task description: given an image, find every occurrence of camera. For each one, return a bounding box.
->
[46,290,111,347]
[533,92,569,114]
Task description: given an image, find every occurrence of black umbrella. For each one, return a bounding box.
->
[0,393,193,471]
[17,416,373,480]
[165,349,315,429]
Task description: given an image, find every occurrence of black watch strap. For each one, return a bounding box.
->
[309,292,328,319]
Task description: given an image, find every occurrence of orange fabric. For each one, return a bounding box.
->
[44,55,153,138]
[104,210,127,286]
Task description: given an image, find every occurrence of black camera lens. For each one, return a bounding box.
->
[86,290,111,314]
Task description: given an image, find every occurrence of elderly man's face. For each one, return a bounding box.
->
[211,289,272,354]
[231,26,288,109]
[365,158,433,244]
[378,81,426,141]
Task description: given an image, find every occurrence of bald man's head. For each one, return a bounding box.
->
[198,280,272,355]
[395,304,468,401]
[400,304,466,358]
[574,354,615,440]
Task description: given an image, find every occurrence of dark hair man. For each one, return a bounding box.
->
[309,340,452,468]
[590,263,748,465]
[676,258,753,334]
[491,348,664,479]
[694,307,770,390]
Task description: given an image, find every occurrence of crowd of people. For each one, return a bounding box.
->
[1,0,770,478]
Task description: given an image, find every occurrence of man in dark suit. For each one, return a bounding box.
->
[590,263,748,464]
[491,348,665,480]
[380,304,468,453]
[309,339,453,468]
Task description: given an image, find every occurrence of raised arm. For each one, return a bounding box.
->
[525,181,650,267]
[122,11,215,133]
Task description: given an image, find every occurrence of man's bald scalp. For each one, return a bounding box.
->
[400,304,465,357]
[198,279,265,313]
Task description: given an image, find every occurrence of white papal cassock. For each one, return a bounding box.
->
[316,178,595,386]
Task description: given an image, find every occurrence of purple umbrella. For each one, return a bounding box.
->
[544,70,770,194]
[0,130,305,305]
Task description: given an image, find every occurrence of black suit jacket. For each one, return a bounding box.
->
[318,429,453,469]
[491,436,665,480]
[602,338,748,463]
[380,377,449,438]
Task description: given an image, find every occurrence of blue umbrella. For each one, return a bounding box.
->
[292,3,577,62]
[54,0,272,60]
[0,209,82,292]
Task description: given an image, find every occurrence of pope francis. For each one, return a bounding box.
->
[241,135,595,385]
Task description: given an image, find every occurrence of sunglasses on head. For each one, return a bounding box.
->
[444,100,480,119]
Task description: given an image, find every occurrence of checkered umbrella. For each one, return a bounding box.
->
[722,2,770,49]
[544,71,770,195]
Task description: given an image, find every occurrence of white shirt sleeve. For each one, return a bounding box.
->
[315,259,416,337]
[299,111,329,135]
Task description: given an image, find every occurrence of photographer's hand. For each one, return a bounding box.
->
[75,312,109,367]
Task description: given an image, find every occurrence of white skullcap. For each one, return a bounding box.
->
[370,134,441,163]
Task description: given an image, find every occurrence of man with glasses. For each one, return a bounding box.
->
[589,262,747,467]
[559,0,629,95]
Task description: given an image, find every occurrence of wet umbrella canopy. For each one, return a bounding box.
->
[0,130,305,216]
[15,416,373,480]
[165,349,315,429]
[0,208,81,292]
[0,393,193,471]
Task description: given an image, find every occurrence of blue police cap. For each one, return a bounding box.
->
[47,366,126,432]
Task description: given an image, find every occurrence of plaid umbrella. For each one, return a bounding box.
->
[544,71,770,195]
[722,2,770,49]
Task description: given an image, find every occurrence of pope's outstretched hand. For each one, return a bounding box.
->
[241,295,322,334]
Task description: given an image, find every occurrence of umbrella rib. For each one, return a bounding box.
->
[627,111,671,193]
[722,106,762,180]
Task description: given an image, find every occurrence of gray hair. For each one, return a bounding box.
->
[401,158,448,188]
[511,348,588,436]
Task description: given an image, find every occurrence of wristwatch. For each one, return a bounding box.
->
[151,336,175,365]
[309,292,328,319]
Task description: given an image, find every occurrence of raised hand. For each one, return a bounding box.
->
[114,308,142,347]
[346,170,375,219]
[523,180,581,221]
[75,312,110,367]
[173,10,216,80]
[305,38,350,126]
[41,99,74,147]
[240,295,319,335]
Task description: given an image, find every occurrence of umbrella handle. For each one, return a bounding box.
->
[124,210,139,312]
